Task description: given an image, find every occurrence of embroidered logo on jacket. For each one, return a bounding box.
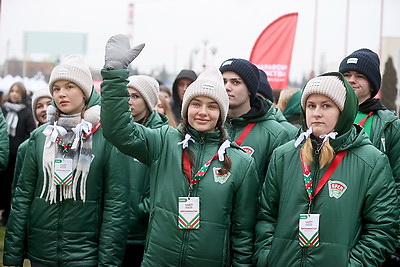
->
[241,146,255,156]
[213,167,231,184]
[328,180,347,199]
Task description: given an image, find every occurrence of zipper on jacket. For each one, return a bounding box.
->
[179,133,206,266]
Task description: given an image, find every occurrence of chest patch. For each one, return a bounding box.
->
[241,146,255,156]
[213,167,231,184]
[328,180,347,199]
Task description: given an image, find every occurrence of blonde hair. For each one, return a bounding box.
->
[276,88,300,113]
[300,138,335,169]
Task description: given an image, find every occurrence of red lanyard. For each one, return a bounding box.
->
[357,111,373,127]
[235,122,256,146]
[182,150,218,193]
[83,121,102,139]
[302,150,347,202]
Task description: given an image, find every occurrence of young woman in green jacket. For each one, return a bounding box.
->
[3,55,130,267]
[254,72,399,266]
[100,34,259,266]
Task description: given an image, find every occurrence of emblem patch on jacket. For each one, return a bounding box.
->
[241,146,255,156]
[328,180,347,199]
[213,167,231,184]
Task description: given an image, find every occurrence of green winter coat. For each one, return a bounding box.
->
[264,98,298,139]
[254,72,399,266]
[255,126,398,266]
[0,108,9,171]
[127,110,168,245]
[366,109,400,197]
[3,90,130,267]
[101,69,259,266]
[225,103,290,183]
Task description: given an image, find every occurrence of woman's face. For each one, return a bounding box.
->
[128,87,149,122]
[187,96,220,132]
[52,80,86,115]
[9,85,23,103]
[305,94,340,138]
[35,96,52,124]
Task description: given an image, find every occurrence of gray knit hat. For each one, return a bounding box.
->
[181,68,229,124]
[301,75,347,111]
[128,75,160,111]
[49,55,93,99]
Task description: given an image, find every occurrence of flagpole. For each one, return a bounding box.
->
[344,0,350,57]
[311,0,318,78]
[379,0,384,59]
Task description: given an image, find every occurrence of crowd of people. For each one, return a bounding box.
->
[0,33,399,266]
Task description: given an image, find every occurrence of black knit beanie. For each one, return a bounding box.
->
[219,58,260,103]
[257,69,274,102]
[339,48,381,97]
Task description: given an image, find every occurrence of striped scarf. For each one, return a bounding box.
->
[41,105,100,203]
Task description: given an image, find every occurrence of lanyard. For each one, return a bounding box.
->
[357,111,373,127]
[235,122,256,146]
[302,150,347,204]
[182,150,218,195]
[55,121,101,153]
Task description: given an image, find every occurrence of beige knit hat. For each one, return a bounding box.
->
[127,75,160,111]
[31,87,52,120]
[301,75,347,111]
[49,55,93,99]
[181,68,229,124]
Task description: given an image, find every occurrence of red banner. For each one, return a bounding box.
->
[250,13,298,89]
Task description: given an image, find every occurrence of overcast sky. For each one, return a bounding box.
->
[1,0,399,83]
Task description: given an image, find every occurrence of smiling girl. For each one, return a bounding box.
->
[101,35,259,265]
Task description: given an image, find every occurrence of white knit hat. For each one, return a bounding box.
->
[127,75,160,111]
[31,87,52,120]
[181,68,229,124]
[301,75,347,111]
[49,55,93,99]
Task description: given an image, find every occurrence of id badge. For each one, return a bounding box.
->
[299,214,320,247]
[54,158,73,186]
[178,197,200,229]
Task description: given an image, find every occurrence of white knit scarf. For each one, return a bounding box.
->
[3,102,26,137]
[41,105,100,204]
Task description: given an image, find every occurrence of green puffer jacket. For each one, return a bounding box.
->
[127,110,168,245]
[4,90,130,267]
[264,98,298,139]
[101,69,259,266]
[0,109,9,171]
[367,109,400,196]
[254,125,399,266]
[225,105,290,183]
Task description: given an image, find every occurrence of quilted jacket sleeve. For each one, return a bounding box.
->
[0,108,9,171]
[231,157,259,266]
[3,136,38,266]
[349,153,399,266]
[100,69,164,165]
[254,150,280,266]
[98,145,130,266]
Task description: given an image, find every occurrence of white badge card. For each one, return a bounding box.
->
[178,197,200,230]
[53,158,73,186]
[299,214,320,247]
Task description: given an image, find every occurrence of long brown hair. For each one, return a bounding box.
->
[181,119,232,176]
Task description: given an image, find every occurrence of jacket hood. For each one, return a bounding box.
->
[172,69,197,103]
[300,72,358,136]
[283,90,301,119]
